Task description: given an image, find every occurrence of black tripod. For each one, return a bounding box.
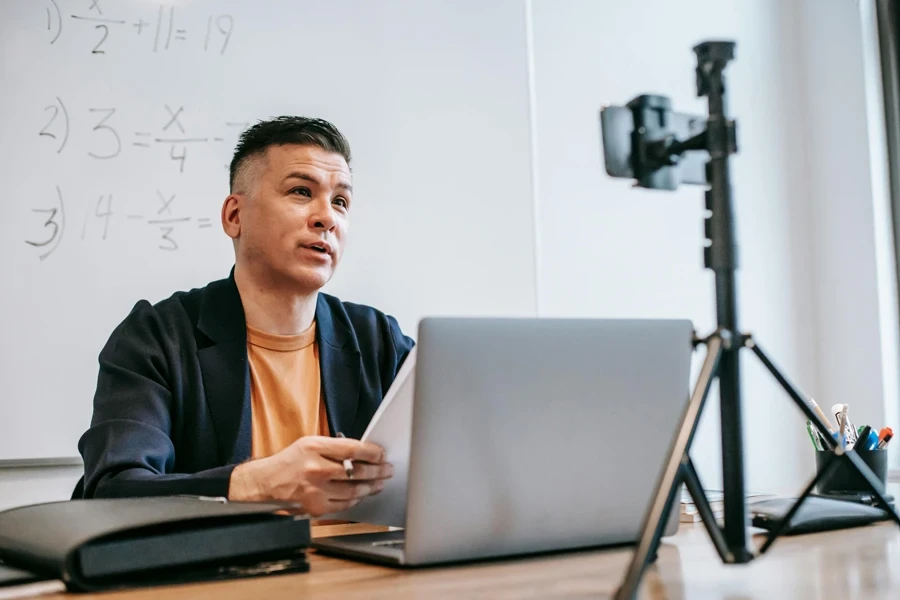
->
[610,41,900,600]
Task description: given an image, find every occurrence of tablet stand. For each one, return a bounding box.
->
[605,41,900,600]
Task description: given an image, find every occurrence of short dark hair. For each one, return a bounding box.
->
[229,116,352,192]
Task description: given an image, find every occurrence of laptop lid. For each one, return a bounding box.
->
[402,318,692,565]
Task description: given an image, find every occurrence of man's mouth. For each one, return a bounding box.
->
[303,241,332,254]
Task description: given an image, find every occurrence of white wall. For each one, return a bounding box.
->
[530,0,819,493]
[0,465,82,512]
[800,0,900,470]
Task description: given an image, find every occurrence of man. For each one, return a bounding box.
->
[78,117,412,517]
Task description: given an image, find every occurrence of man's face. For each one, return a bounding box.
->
[225,144,352,291]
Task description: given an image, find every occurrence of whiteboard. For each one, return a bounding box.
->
[0,0,537,460]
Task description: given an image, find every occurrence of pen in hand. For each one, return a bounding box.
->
[336,432,355,479]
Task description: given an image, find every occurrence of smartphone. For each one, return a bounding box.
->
[600,102,709,189]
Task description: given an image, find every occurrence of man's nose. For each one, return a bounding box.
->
[309,197,336,231]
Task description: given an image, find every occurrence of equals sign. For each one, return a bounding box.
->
[175,28,186,41]
[197,218,213,229]
[133,132,151,148]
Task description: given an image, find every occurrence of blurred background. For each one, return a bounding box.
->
[0,0,898,511]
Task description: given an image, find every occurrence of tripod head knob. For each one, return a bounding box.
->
[693,41,736,97]
[693,41,736,63]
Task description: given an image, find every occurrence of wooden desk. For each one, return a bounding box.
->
[44,520,900,599]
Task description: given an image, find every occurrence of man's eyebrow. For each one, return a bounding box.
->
[284,172,321,186]
[283,172,353,193]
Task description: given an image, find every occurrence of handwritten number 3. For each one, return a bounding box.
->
[160,227,178,251]
[88,108,121,160]
[26,208,60,248]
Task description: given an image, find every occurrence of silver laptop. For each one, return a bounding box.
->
[313,318,692,565]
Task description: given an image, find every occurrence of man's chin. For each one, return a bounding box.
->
[283,267,332,292]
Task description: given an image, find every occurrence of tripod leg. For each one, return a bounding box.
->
[744,338,836,446]
[842,451,900,525]
[682,457,730,561]
[747,338,900,526]
[614,336,724,600]
[757,450,842,554]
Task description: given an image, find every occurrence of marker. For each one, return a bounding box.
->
[877,427,894,450]
[856,426,873,451]
[866,430,880,451]
[838,405,849,448]
[806,421,823,450]
[833,431,846,449]
[832,404,858,447]
[335,432,355,479]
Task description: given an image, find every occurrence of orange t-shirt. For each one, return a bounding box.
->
[247,322,330,459]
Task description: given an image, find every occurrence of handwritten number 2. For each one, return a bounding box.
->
[88,108,120,159]
[39,97,69,154]
[92,24,108,54]
[40,105,58,139]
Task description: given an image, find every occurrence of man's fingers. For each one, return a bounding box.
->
[325,480,386,501]
[334,462,394,482]
[326,498,362,514]
[310,436,386,463]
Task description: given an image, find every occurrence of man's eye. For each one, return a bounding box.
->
[333,197,348,208]
[290,187,312,197]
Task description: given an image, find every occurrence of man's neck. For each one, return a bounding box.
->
[233,264,318,335]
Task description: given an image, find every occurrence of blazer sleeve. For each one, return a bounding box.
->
[388,315,415,375]
[77,301,235,499]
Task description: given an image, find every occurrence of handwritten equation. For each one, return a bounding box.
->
[45,0,234,56]
[25,186,217,261]
[26,2,247,261]
[39,97,247,174]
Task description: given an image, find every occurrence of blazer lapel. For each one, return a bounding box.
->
[197,274,252,465]
[316,296,361,437]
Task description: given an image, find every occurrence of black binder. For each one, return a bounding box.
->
[0,497,311,591]
[750,496,890,534]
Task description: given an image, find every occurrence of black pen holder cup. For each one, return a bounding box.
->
[815,448,888,494]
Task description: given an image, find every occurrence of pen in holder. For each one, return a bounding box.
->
[815,448,888,494]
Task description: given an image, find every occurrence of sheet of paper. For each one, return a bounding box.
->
[329,348,416,527]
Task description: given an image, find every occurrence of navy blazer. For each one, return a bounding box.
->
[77,273,414,499]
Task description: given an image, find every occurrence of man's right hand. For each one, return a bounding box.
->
[228,436,393,517]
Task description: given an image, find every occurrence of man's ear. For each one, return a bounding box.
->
[222,194,242,240]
